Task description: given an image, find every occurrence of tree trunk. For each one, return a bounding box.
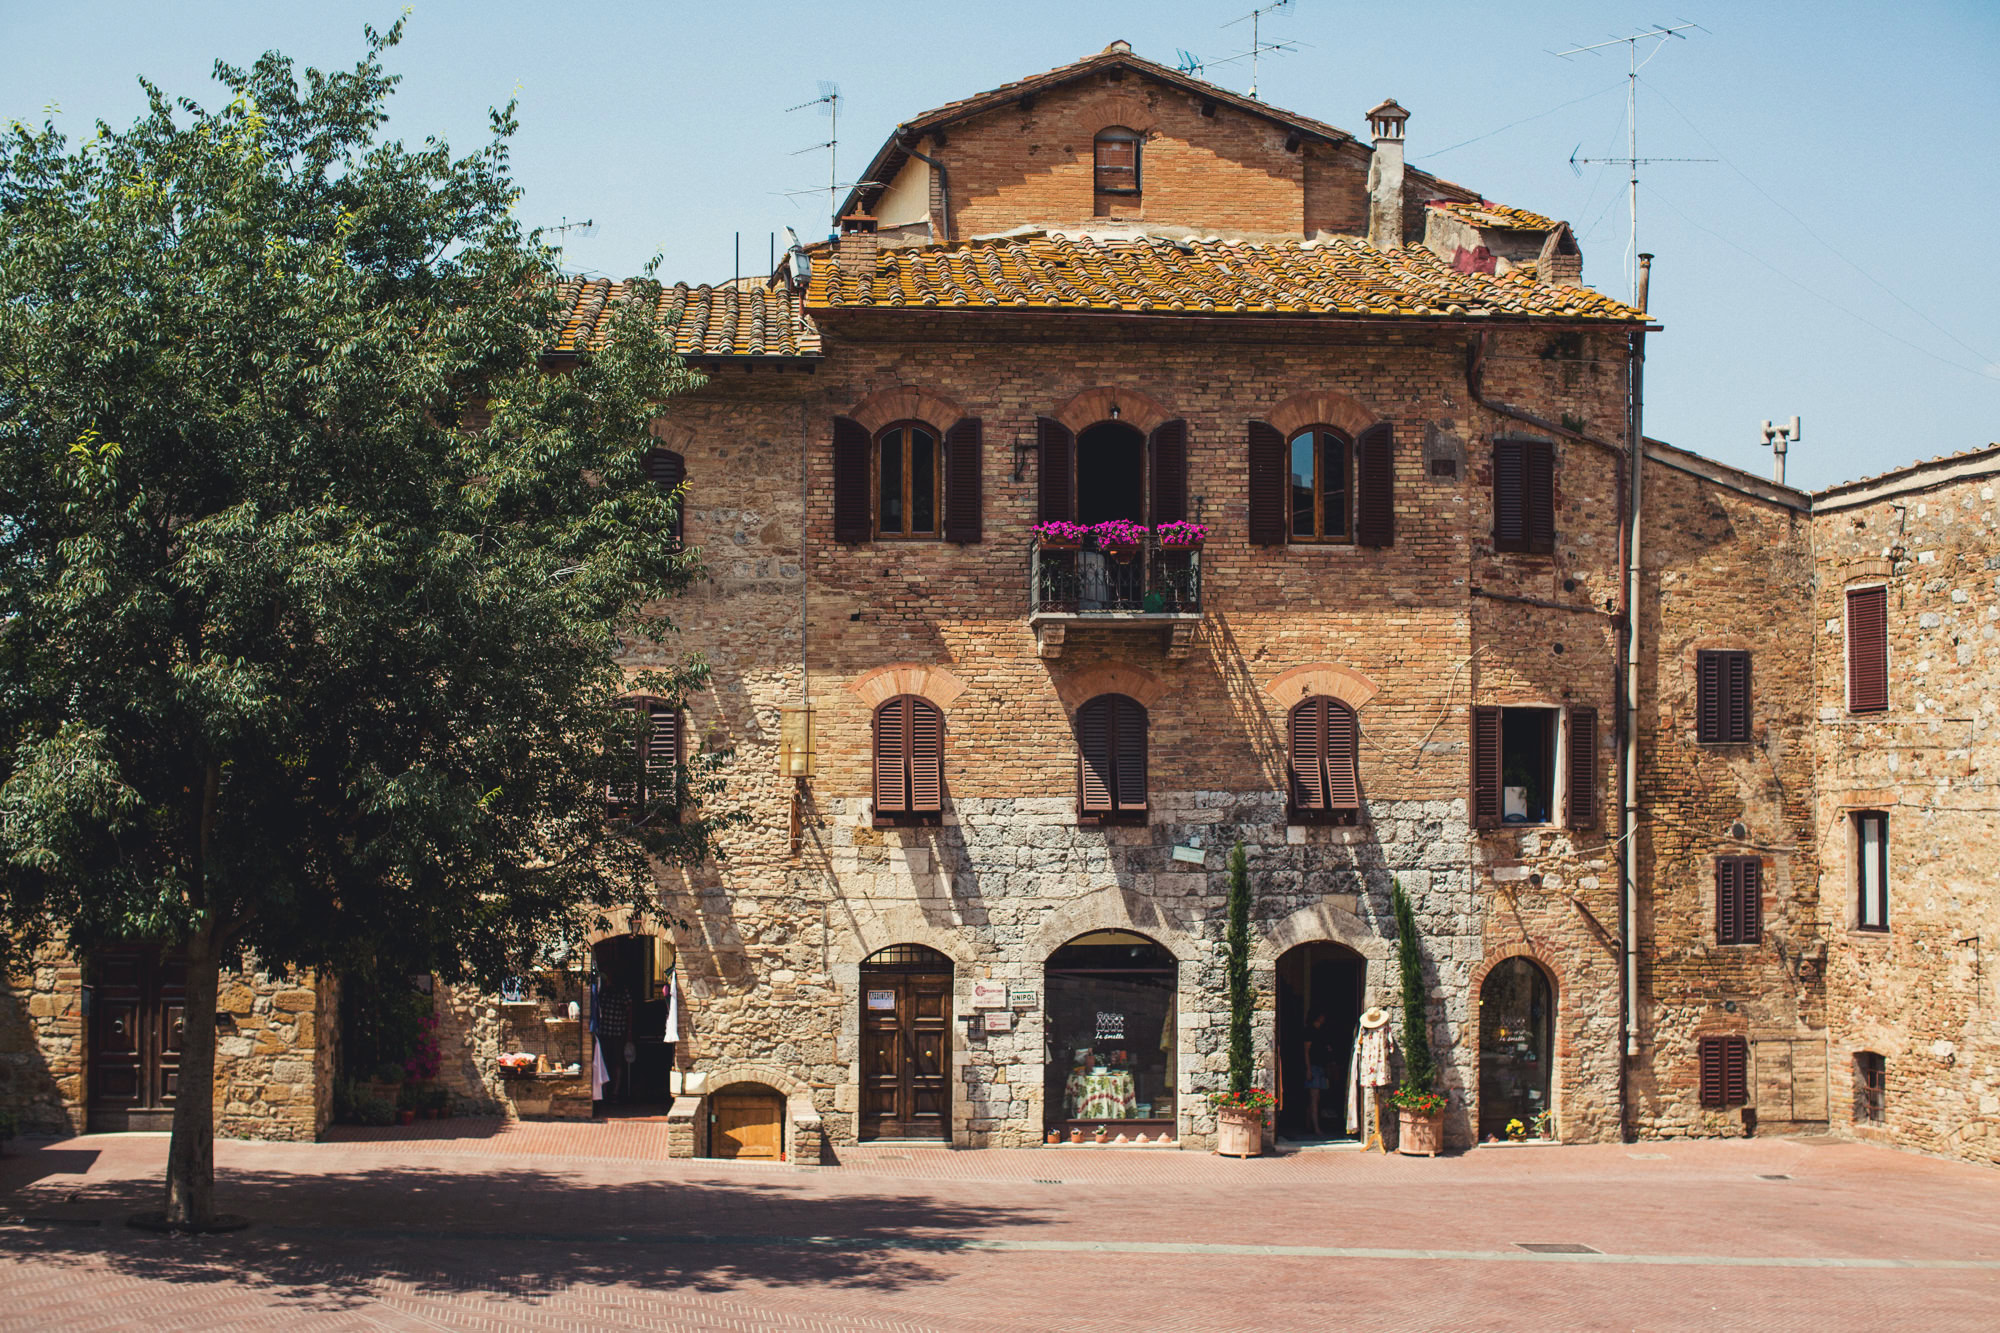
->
[164,932,219,1229]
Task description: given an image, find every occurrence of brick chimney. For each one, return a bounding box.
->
[837,213,879,297]
[1365,99,1409,249]
[1535,221,1583,288]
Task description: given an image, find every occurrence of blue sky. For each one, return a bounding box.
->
[4,1,1995,490]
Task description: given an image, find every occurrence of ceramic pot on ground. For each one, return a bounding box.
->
[1398,1109,1444,1157]
[1215,1107,1263,1158]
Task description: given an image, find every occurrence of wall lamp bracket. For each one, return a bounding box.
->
[1012,436,1040,482]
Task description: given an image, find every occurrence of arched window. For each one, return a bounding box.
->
[1076,694,1147,821]
[1045,930,1176,1135]
[607,697,681,822]
[874,695,944,823]
[1289,696,1360,823]
[1478,957,1554,1140]
[643,447,687,543]
[876,422,941,538]
[1288,427,1351,543]
[1094,126,1142,196]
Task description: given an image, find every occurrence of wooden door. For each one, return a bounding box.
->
[860,966,952,1139]
[711,1090,784,1160]
[89,948,185,1129]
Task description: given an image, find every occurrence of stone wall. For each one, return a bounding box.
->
[0,950,85,1135]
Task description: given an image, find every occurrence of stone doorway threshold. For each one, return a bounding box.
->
[1278,1137,1364,1152]
[595,1103,677,1123]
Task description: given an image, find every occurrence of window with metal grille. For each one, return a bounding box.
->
[1076,694,1147,822]
[1093,127,1141,195]
[1855,811,1889,930]
[1853,1051,1886,1123]
[1492,438,1556,555]
[644,447,686,543]
[1698,1035,1748,1108]
[1846,585,1889,713]
[873,695,944,824]
[606,698,681,823]
[1696,650,1751,743]
[1715,856,1762,945]
[1288,696,1359,823]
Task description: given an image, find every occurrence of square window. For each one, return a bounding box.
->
[1499,708,1555,825]
[1696,650,1751,743]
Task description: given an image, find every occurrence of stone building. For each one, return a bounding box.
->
[3,43,1995,1166]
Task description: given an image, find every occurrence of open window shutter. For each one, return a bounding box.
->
[1699,1038,1725,1107]
[1724,1037,1749,1105]
[1847,586,1889,712]
[1740,858,1762,944]
[1714,858,1739,944]
[1113,696,1148,812]
[1355,421,1395,547]
[1492,441,1525,552]
[1037,417,1074,523]
[1248,420,1286,545]
[606,704,640,817]
[1527,441,1556,554]
[1697,651,1722,743]
[1566,705,1598,829]
[874,699,909,814]
[1076,699,1113,813]
[1726,652,1751,742]
[908,699,944,814]
[943,418,983,544]
[1289,699,1327,812]
[1149,419,1188,525]
[1472,705,1503,829]
[645,448,687,541]
[644,706,681,817]
[1326,701,1360,810]
[833,416,872,543]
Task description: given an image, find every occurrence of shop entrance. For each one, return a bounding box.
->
[1478,957,1555,1140]
[1276,942,1366,1141]
[86,947,186,1132]
[711,1084,785,1160]
[592,934,675,1110]
[1044,931,1178,1138]
[858,944,953,1140]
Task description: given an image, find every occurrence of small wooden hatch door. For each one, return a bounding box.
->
[711,1086,785,1160]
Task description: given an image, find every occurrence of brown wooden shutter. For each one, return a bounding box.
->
[908,698,944,814]
[1289,699,1328,813]
[943,418,983,544]
[1248,420,1286,545]
[1076,698,1113,814]
[1714,857,1739,944]
[874,698,909,814]
[644,705,681,818]
[1566,705,1598,830]
[1326,700,1360,810]
[1699,1037,1726,1107]
[1698,651,1751,742]
[833,416,871,543]
[645,448,687,541]
[1472,705,1503,829]
[1696,651,1723,742]
[1037,417,1074,523]
[1113,696,1148,812]
[1847,586,1888,713]
[1724,1036,1748,1105]
[1149,419,1188,525]
[1725,652,1751,742]
[1492,440,1525,551]
[1526,440,1556,554]
[606,703,640,818]
[1739,857,1762,944]
[1355,421,1395,547]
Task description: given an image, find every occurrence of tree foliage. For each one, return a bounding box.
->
[0,21,719,1224]
[1392,879,1437,1096]
[1225,841,1252,1096]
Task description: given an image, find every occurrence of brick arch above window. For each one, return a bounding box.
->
[1051,385,1175,437]
[1263,663,1380,711]
[1051,662,1168,712]
[847,386,968,437]
[849,662,967,712]
[1469,942,1564,999]
[1089,94,1158,135]
[1263,389,1383,441]
[647,420,695,452]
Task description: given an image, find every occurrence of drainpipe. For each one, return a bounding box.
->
[895,132,950,244]
[1622,265,1651,1131]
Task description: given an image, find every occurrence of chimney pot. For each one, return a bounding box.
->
[1366,99,1409,249]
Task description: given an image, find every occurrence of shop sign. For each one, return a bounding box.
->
[983,1010,1013,1032]
[1008,987,1037,1009]
[970,979,1009,1009]
[1096,1010,1125,1040]
[866,989,896,1011]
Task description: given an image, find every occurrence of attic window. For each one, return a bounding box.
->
[1094,127,1141,196]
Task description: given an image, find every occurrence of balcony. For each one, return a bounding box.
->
[1028,534,1203,660]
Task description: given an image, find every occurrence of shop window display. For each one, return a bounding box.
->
[1478,956,1554,1140]
[1044,931,1177,1135]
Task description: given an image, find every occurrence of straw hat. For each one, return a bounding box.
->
[1359,1006,1391,1030]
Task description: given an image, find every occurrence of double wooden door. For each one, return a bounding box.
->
[859,959,952,1140]
[88,948,185,1130]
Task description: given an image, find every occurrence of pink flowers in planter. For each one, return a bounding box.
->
[1156,521,1209,547]
[1090,519,1149,549]
[1032,520,1090,545]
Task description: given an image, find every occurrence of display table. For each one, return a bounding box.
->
[1065,1070,1138,1120]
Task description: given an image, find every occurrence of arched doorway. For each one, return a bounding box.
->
[859,944,953,1140]
[1044,931,1177,1138]
[592,934,676,1109]
[1478,957,1555,1140]
[1275,942,1366,1141]
[710,1082,786,1160]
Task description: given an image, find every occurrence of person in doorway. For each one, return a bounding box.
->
[1303,1010,1338,1138]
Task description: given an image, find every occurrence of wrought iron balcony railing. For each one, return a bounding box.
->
[1029,535,1203,616]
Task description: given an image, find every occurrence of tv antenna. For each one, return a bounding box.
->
[1554,21,1709,304]
[545,216,596,242]
[1216,1,1303,101]
[786,81,842,231]
[1175,49,1206,78]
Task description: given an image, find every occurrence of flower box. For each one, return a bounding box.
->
[1398,1108,1443,1156]
[1215,1107,1263,1157]
[1156,521,1210,549]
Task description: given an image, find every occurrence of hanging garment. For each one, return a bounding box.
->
[663,973,681,1043]
[1358,1025,1395,1087]
[1346,1028,1362,1131]
[591,1036,608,1100]
[597,991,631,1040]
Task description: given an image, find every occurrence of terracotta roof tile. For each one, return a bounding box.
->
[549,278,821,358]
[808,231,1644,323]
[1428,200,1561,231]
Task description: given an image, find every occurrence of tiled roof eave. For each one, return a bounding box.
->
[808,303,1650,327]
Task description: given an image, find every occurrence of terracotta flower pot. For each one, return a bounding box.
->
[1069,1128,1084,1144]
[1215,1106,1263,1158]
[1046,1130,1061,1145]
[396,1110,416,1126]
[1092,1126,1110,1143]
[1398,1109,1444,1157]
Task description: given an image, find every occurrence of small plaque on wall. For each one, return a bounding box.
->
[970,979,1009,1009]
[1008,987,1037,1009]
[983,1010,1013,1032]
[866,989,896,1011]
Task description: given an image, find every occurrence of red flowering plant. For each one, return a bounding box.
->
[1031,520,1089,545]
[1155,520,1209,547]
[403,1014,441,1083]
[1090,519,1149,549]
[1206,1087,1277,1114]
[1388,1086,1446,1116]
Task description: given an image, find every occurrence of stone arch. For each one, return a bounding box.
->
[647,420,695,451]
[1051,385,1175,437]
[1051,663,1168,712]
[1263,663,1381,711]
[700,1064,809,1098]
[1253,896,1380,965]
[847,386,968,436]
[1025,888,1200,964]
[829,904,981,970]
[849,663,969,712]
[1263,389,1384,441]
[1089,94,1158,136]
[1469,941,1563,997]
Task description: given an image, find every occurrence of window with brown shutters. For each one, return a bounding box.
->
[1076,694,1147,822]
[1699,1035,1749,1108]
[874,696,944,825]
[644,447,687,544]
[1696,650,1752,743]
[607,698,681,823]
[832,416,872,543]
[1493,438,1555,555]
[1285,426,1352,543]
[1355,420,1395,548]
[875,422,942,539]
[1037,417,1075,523]
[1093,127,1141,196]
[1565,705,1598,830]
[1715,856,1762,945]
[1472,705,1503,829]
[1846,585,1889,713]
[1289,696,1360,824]
[1248,420,1286,545]
[943,418,983,543]
[1149,419,1188,525]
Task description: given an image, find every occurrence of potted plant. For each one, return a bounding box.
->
[1210,841,1273,1158]
[395,1081,421,1126]
[1155,520,1209,550]
[1090,518,1148,561]
[1209,1087,1276,1156]
[1390,878,1446,1156]
[1031,520,1088,551]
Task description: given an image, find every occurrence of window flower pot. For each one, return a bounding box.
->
[1101,543,1139,564]
[1216,1106,1263,1158]
[1398,1108,1443,1156]
[1038,539,1082,552]
[1069,1128,1084,1143]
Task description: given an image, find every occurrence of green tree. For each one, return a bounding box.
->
[1225,841,1252,1095]
[1391,878,1437,1096]
[0,22,724,1228]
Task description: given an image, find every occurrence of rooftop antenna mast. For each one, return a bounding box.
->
[786,81,842,231]
[1221,0,1298,101]
[1554,21,1708,304]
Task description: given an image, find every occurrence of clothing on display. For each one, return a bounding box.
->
[1347,1014,1395,1132]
